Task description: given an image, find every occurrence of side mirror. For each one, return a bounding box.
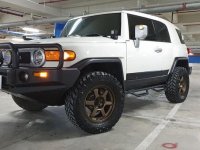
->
[134,25,148,48]
[111,29,118,40]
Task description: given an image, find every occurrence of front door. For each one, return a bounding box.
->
[126,14,172,90]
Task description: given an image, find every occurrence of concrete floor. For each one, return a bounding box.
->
[0,65,200,150]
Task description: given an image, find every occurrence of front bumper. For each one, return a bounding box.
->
[0,68,80,105]
[0,43,80,105]
[1,68,80,92]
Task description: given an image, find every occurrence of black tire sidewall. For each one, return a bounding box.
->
[165,67,189,103]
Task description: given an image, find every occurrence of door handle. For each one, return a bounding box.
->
[154,48,163,53]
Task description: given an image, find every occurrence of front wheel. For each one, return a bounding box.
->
[12,96,47,111]
[165,67,189,103]
[65,72,124,134]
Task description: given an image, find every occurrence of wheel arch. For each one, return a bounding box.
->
[170,57,189,74]
[71,58,124,87]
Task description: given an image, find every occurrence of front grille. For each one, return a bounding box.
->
[19,52,31,64]
[0,50,31,67]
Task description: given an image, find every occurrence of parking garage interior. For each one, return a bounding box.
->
[0,0,200,150]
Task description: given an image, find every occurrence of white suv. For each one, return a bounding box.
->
[0,11,191,134]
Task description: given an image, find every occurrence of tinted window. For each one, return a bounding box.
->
[176,29,185,44]
[153,21,171,43]
[61,13,121,37]
[128,15,156,41]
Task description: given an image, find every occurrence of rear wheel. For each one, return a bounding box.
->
[12,95,47,111]
[165,67,189,103]
[65,72,124,134]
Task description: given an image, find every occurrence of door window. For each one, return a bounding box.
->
[128,14,156,41]
[128,14,171,43]
[153,20,171,43]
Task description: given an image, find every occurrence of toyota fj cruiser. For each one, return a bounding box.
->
[0,11,191,134]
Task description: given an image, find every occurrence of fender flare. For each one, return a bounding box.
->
[71,57,124,86]
[170,57,189,74]
[71,58,122,70]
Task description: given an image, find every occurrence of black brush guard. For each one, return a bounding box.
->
[0,43,80,106]
[0,42,64,69]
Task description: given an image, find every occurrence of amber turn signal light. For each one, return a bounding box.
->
[34,72,48,78]
[45,50,76,61]
[45,51,60,61]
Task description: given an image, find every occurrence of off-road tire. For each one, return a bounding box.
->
[65,71,124,134]
[12,95,47,111]
[165,67,189,103]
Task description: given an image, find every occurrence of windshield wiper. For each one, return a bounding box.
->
[68,33,111,39]
[85,33,104,37]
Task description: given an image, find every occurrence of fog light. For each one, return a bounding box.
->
[34,72,48,78]
[19,72,29,82]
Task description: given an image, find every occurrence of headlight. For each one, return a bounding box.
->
[3,50,12,66]
[32,49,45,67]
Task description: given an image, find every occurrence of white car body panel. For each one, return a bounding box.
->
[26,37,127,78]
[126,40,173,73]
[124,11,188,74]
[20,10,188,80]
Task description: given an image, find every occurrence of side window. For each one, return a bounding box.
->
[153,21,171,43]
[128,14,156,41]
[176,29,185,44]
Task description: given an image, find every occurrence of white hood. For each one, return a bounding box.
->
[14,36,126,69]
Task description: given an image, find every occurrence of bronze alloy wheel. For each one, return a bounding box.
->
[179,76,187,98]
[84,86,115,123]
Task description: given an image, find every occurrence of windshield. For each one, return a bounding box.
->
[61,13,121,38]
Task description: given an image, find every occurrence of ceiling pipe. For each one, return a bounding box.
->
[0,7,46,18]
[138,2,200,14]
[1,2,200,28]
[39,0,68,4]
[0,9,23,17]
[143,0,200,8]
